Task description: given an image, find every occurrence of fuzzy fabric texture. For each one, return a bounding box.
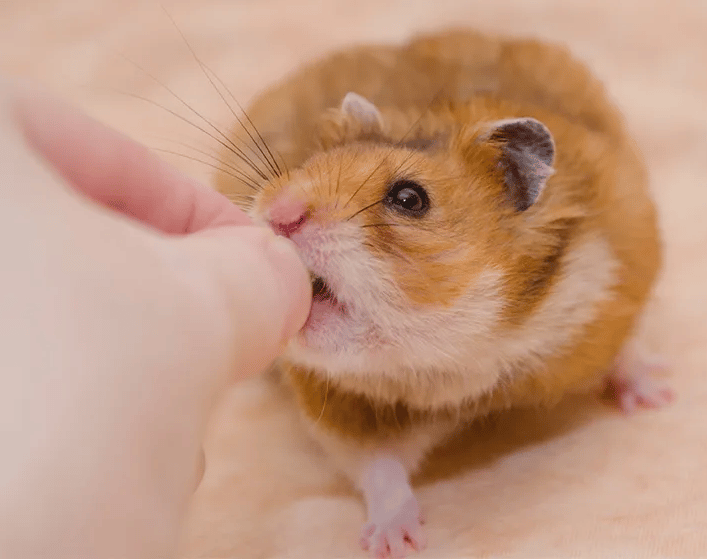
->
[1,1,705,556]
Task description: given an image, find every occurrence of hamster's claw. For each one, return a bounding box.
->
[602,353,674,414]
[359,497,426,558]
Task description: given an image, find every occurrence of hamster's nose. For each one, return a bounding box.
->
[267,194,309,238]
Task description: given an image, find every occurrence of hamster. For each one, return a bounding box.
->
[214,29,671,558]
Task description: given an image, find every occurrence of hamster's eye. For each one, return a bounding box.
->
[384,180,430,217]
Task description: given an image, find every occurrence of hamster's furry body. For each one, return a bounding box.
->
[216,30,666,557]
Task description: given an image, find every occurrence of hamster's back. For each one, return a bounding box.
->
[218,29,627,178]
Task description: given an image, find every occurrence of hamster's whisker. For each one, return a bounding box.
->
[231,98,288,181]
[345,198,386,221]
[152,136,262,190]
[335,155,343,199]
[159,6,282,181]
[395,91,440,145]
[333,152,353,213]
[113,86,269,181]
[341,149,394,210]
[200,64,288,180]
[223,192,254,205]
[152,148,261,192]
[389,149,422,180]
[114,53,271,182]
[201,63,285,181]
[360,222,421,229]
[161,6,289,181]
[223,193,255,209]
[314,374,331,426]
[326,153,336,200]
[316,160,326,201]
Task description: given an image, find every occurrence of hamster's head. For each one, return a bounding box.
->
[252,92,557,395]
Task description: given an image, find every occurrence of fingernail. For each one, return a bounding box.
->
[265,234,312,340]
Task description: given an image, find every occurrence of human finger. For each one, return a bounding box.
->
[6,80,250,233]
[164,226,312,385]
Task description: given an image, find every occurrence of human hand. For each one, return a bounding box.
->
[0,78,311,557]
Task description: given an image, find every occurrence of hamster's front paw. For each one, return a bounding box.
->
[602,351,674,413]
[359,495,426,558]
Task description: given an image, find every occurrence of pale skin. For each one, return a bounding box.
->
[0,78,312,557]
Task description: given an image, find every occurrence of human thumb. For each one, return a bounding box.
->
[165,225,312,385]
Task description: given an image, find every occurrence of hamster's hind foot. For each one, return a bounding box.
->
[359,456,426,558]
[359,494,426,558]
[602,351,674,413]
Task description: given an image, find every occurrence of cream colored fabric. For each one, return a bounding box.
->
[1,1,705,557]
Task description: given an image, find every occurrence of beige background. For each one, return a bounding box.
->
[1,0,706,557]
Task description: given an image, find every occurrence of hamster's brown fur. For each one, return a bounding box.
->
[218,29,658,423]
[215,29,661,555]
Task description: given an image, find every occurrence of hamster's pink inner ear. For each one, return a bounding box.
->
[340,92,383,131]
[484,118,555,211]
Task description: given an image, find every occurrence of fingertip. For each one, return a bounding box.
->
[166,225,312,381]
[265,235,312,341]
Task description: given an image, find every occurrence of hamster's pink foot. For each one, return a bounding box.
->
[359,456,426,558]
[602,353,674,413]
[359,495,426,558]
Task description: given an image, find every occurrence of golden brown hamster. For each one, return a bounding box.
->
[215,29,671,558]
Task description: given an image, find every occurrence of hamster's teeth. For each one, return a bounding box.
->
[311,275,327,300]
[311,275,335,302]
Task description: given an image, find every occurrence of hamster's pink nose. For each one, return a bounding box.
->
[267,194,309,238]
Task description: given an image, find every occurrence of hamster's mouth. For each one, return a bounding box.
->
[304,273,347,331]
[311,274,336,303]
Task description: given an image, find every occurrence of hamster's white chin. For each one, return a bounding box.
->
[287,307,389,374]
[294,299,360,356]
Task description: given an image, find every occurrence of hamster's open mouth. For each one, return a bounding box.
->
[304,273,346,331]
[311,274,336,303]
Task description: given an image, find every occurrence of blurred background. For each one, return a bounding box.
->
[2,1,705,186]
[1,1,705,557]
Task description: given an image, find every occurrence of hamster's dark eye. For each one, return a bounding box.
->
[384,180,430,217]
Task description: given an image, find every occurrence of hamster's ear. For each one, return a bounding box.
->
[341,92,383,131]
[483,118,555,211]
